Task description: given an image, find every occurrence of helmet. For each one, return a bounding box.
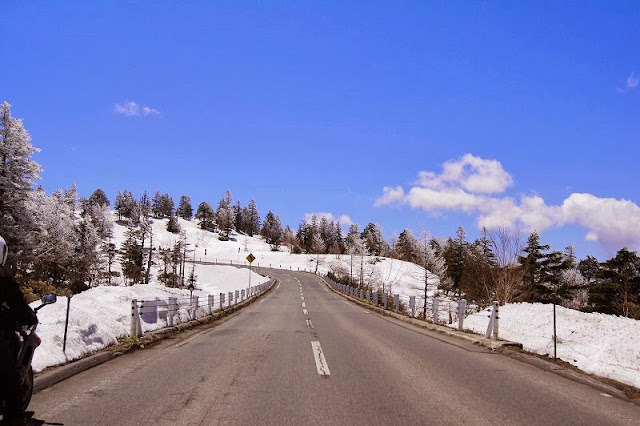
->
[0,236,7,266]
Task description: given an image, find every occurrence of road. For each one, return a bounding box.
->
[26,269,640,425]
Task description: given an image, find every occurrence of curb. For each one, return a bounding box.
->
[33,279,278,394]
[317,276,640,408]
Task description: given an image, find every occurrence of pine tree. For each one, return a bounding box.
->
[120,227,143,285]
[195,201,215,231]
[518,231,550,299]
[396,229,419,263]
[0,101,42,272]
[261,211,284,250]
[216,191,234,240]
[166,214,181,233]
[592,248,640,318]
[176,195,193,220]
[242,199,260,237]
[87,188,110,208]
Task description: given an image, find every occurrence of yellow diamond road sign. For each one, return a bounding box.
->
[246,253,256,264]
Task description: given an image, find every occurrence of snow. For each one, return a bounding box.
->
[29,213,640,392]
[457,303,640,389]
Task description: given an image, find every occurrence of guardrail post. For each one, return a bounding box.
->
[235,290,239,304]
[191,295,199,320]
[220,293,225,310]
[409,296,416,317]
[228,292,233,307]
[493,301,500,340]
[433,298,440,324]
[394,294,399,313]
[131,300,139,337]
[457,299,467,330]
[383,293,388,310]
[241,289,245,301]
[366,290,371,303]
[484,301,500,339]
[168,297,177,326]
[360,289,364,299]
[207,295,213,315]
[374,292,379,306]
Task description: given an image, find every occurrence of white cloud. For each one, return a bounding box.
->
[416,153,513,194]
[626,73,639,90]
[114,101,160,117]
[376,154,640,251]
[617,73,638,93]
[373,186,405,206]
[304,212,354,226]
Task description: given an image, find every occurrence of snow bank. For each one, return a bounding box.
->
[461,302,640,389]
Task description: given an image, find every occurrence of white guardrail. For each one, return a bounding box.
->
[130,279,276,337]
[321,274,501,340]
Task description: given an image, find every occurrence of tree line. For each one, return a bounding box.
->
[1,101,638,319]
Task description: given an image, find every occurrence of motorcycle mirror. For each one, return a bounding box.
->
[41,293,57,305]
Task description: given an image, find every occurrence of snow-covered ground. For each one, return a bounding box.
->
[29,213,640,391]
[458,302,640,389]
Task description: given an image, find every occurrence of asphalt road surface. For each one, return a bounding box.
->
[25,269,640,425]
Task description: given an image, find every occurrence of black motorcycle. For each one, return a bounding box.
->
[1,293,56,416]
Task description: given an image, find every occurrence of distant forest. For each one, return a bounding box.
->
[2,101,639,319]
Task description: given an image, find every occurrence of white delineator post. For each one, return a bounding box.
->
[130,300,138,337]
[168,297,177,326]
[457,299,467,330]
[409,296,416,317]
[485,301,500,340]
[433,298,440,324]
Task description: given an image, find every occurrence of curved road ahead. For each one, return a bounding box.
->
[28,269,640,425]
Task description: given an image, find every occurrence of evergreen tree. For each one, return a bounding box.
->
[152,189,163,217]
[591,248,640,318]
[120,227,143,285]
[361,223,387,256]
[396,229,419,263]
[518,231,550,299]
[242,199,260,237]
[216,191,234,240]
[0,101,42,272]
[166,214,181,233]
[176,195,193,220]
[87,188,110,208]
[233,200,243,232]
[261,211,284,250]
[195,201,215,231]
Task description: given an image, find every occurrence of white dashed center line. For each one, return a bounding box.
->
[311,341,330,376]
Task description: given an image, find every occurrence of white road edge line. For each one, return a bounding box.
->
[311,341,330,376]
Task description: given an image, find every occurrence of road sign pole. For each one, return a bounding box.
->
[246,253,255,296]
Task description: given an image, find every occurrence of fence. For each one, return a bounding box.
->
[130,279,276,337]
[322,275,501,339]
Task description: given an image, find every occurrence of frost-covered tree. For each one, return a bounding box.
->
[361,223,387,256]
[396,229,419,264]
[177,195,193,220]
[216,191,234,240]
[115,189,137,222]
[0,101,41,271]
[29,187,79,287]
[195,201,215,231]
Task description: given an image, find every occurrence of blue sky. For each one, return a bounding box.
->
[3,1,639,260]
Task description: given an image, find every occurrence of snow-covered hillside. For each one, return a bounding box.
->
[29,214,640,392]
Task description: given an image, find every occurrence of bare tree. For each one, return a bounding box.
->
[489,227,525,304]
